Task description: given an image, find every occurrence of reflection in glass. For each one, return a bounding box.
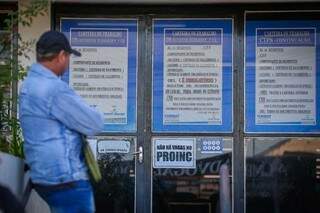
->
[153,138,232,213]
[94,138,135,213]
[246,138,320,213]
[0,13,11,65]
[0,13,12,134]
[0,31,10,65]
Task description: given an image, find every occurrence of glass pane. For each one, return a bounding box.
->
[60,19,138,132]
[246,138,320,213]
[153,137,233,213]
[89,137,136,213]
[0,31,10,64]
[152,19,233,133]
[0,13,11,65]
[245,18,320,133]
[0,13,12,132]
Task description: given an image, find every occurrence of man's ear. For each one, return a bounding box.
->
[57,50,66,62]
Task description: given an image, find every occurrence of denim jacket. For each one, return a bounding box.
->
[19,63,104,185]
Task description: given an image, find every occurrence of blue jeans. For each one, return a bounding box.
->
[34,180,95,213]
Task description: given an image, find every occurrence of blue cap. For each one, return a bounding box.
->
[36,30,81,57]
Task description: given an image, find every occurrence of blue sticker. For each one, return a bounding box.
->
[199,137,223,154]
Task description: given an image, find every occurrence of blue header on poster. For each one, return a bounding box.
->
[70,29,128,47]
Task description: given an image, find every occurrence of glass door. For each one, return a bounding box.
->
[150,18,235,213]
[60,18,142,213]
[59,15,236,213]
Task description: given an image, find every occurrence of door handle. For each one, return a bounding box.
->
[132,146,143,163]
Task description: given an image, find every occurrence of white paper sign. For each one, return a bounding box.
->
[153,138,196,168]
[69,29,128,124]
[163,29,223,124]
[255,28,316,125]
[98,140,131,154]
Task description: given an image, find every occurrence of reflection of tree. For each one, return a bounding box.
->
[94,153,134,213]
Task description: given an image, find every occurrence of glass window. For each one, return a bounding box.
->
[152,19,233,133]
[60,19,138,132]
[92,137,136,213]
[246,138,320,213]
[0,12,12,133]
[0,12,11,64]
[153,137,233,213]
[245,17,320,133]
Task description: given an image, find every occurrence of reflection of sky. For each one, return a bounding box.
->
[246,138,279,157]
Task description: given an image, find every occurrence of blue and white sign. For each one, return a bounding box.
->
[153,19,233,132]
[153,138,196,169]
[245,21,320,133]
[61,19,138,132]
[199,137,223,154]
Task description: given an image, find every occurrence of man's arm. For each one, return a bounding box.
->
[50,83,104,136]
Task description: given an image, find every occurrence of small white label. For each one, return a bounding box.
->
[153,138,196,169]
[98,140,130,154]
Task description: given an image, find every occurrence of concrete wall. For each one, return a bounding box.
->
[18,0,51,68]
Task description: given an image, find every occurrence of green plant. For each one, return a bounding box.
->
[0,0,49,158]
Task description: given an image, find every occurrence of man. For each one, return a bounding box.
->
[19,31,104,213]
